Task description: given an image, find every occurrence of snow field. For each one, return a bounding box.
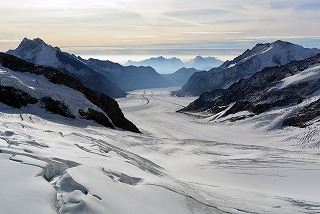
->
[0,88,319,213]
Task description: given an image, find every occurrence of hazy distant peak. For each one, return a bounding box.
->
[125,55,223,74]
[194,55,204,60]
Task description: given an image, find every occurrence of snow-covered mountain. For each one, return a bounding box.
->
[162,67,202,86]
[179,53,320,129]
[7,38,126,98]
[125,56,223,74]
[177,40,320,96]
[82,58,173,91]
[0,53,140,133]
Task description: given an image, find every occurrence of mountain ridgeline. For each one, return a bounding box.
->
[177,40,320,96]
[7,38,126,98]
[7,38,173,97]
[125,56,223,74]
[179,53,320,128]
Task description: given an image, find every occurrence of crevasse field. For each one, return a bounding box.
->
[1,88,320,214]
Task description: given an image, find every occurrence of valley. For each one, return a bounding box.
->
[1,88,319,214]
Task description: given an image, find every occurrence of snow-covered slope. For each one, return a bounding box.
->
[177,40,320,96]
[0,53,140,133]
[179,53,320,129]
[83,58,173,91]
[162,67,203,86]
[7,38,126,98]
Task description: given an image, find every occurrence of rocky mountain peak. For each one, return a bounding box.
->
[15,37,52,52]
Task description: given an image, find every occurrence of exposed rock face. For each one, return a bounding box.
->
[0,53,140,133]
[78,109,114,128]
[177,40,320,96]
[0,86,38,108]
[7,38,126,98]
[179,54,320,128]
[283,99,320,128]
[41,97,75,119]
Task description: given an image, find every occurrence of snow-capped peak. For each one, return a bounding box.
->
[223,40,320,69]
[7,37,61,67]
[178,40,320,96]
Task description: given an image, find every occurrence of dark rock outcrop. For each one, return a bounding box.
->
[0,53,140,133]
[79,109,114,128]
[41,97,75,119]
[283,99,320,128]
[0,86,38,108]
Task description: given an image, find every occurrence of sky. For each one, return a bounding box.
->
[0,0,320,62]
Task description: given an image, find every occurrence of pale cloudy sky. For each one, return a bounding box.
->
[0,0,319,60]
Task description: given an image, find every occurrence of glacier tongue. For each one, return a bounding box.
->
[0,88,320,213]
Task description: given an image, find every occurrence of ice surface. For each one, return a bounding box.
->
[0,88,319,213]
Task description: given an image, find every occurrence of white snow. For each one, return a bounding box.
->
[275,64,320,89]
[0,88,320,213]
[0,65,108,119]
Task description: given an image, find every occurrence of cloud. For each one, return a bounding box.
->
[0,0,319,52]
[296,1,320,10]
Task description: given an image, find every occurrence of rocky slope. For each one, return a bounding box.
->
[83,58,173,91]
[179,54,320,128]
[0,53,140,133]
[7,38,126,98]
[177,40,320,96]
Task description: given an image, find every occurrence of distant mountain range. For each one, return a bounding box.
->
[179,53,320,129]
[177,40,320,96]
[7,38,172,97]
[81,58,172,92]
[125,56,223,74]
